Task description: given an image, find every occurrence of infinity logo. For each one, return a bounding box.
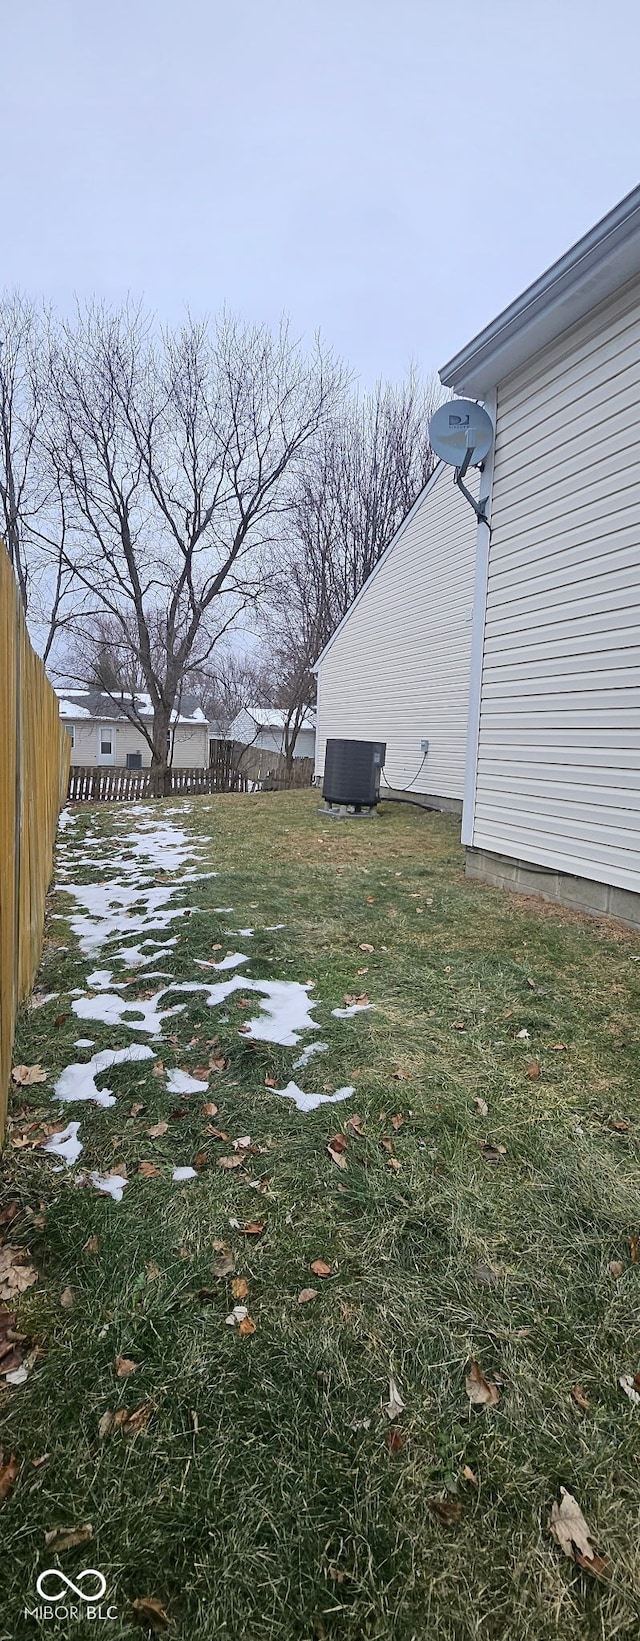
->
[36,1569,107,1602]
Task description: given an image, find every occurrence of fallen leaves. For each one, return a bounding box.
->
[44,1522,93,1551]
[0,1201,20,1230]
[138,1162,161,1178]
[0,1312,27,1380]
[225,1305,256,1335]
[130,1103,145,1118]
[201,1102,219,1117]
[571,1384,590,1411]
[217,1154,246,1171]
[310,1259,332,1278]
[385,1428,405,1453]
[359,943,374,953]
[146,1121,168,1138]
[298,1288,318,1304]
[343,992,370,1007]
[619,1371,640,1405]
[83,1234,100,1254]
[473,1097,489,1116]
[384,1377,405,1420]
[231,1277,250,1300]
[630,1235,640,1263]
[345,1114,365,1137]
[0,1246,38,1301]
[11,1064,47,1086]
[477,1140,507,1165]
[115,1355,139,1379]
[548,1487,608,1577]
[99,1404,153,1439]
[60,1287,75,1309]
[131,1596,171,1629]
[527,1061,540,1080]
[428,1498,462,1526]
[211,1243,235,1278]
[465,1359,500,1408]
[474,1261,499,1288]
[0,1452,18,1502]
[608,1260,624,1279]
[327,1133,348,1170]
[240,1221,265,1237]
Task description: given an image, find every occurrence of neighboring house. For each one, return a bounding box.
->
[440,183,640,929]
[227,707,316,760]
[313,462,479,810]
[56,689,209,768]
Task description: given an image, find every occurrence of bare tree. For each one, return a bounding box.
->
[260,371,443,760]
[49,305,347,783]
[0,291,76,658]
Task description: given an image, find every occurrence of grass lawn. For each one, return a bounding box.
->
[2,789,640,1641]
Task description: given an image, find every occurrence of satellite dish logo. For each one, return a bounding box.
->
[25,1568,117,1622]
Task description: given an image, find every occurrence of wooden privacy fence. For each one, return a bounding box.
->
[67,743,315,803]
[0,543,70,1142]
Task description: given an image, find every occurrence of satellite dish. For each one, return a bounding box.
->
[429,399,494,468]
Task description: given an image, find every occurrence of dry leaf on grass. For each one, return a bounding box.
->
[629,1235,639,1263]
[83,1234,100,1254]
[619,1371,640,1405]
[428,1498,462,1526]
[201,1102,218,1117]
[125,1404,153,1434]
[131,1595,171,1629]
[608,1116,630,1132]
[385,1428,404,1453]
[238,1316,256,1336]
[0,1309,29,1378]
[327,1134,348,1170]
[462,1464,478,1486]
[478,1140,507,1165]
[390,1114,404,1132]
[453,1021,466,1032]
[465,1359,500,1408]
[231,1277,249,1300]
[0,1452,19,1502]
[11,1065,47,1086]
[298,1288,318,1303]
[211,1245,235,1278]
[343,992,370,1007]
[264,1076,277,1088]
[474,1097,489,1117]
[527,1061,541,1080]
[474,1262,499,1288]
[392,1070,411,1081]
[608,1261,624,1279]
[217,1155,246,1171]
[345,1114,365,1137]
[60,1287,75,1309]
[130,1103,145,1117]
[209,1056,229,1073]
[44,1522,93,1551]
[138,1162,161,1178]
[0,1247,38,1301]
[0,1201,20,1229]
[240,1221,265,1237]
[310,1259,332,1278]
[548,1487,608,1577]
[571,1384,590,1410]
[146,1122,168,1139]
[359,943,374,953]
[206,1127,228,1140]
[115,1355,139,1379]
[384,1377,405,1420]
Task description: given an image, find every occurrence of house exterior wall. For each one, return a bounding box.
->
[65,719,209,768]
[227,711,315,759]
[467,276,640,897]
[314,465,478,800]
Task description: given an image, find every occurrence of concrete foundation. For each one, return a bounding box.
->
[466,846,640,933]
[378,789,463,815]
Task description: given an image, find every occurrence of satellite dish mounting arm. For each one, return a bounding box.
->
[454,445,489,525]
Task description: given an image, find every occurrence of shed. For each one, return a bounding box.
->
[440,183,640,929]
[313,462,479,810]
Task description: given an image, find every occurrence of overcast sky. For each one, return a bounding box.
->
[4,0,639,387]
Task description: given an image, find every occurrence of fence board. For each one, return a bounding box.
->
[67,745,314,803]
[0,543,70,1141]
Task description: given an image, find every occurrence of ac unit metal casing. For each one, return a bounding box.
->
[323,739,386,807]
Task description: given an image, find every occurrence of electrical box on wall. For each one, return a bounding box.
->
[420,740,430,754]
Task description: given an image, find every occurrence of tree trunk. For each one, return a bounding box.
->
[151,704,172,797]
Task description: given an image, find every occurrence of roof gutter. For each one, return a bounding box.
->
[440,182,640,398]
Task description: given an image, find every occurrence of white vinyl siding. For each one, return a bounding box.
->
[315,465,478,799]
[471,277,640,893]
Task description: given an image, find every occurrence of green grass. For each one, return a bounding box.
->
[2,789,640,1640]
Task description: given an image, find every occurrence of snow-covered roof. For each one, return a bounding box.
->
[55,688,208,726]
[245,706,316,732]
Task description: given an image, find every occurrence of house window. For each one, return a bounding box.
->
[100,732,112,756]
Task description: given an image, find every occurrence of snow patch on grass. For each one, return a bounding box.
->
[55,1044,155,1107]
